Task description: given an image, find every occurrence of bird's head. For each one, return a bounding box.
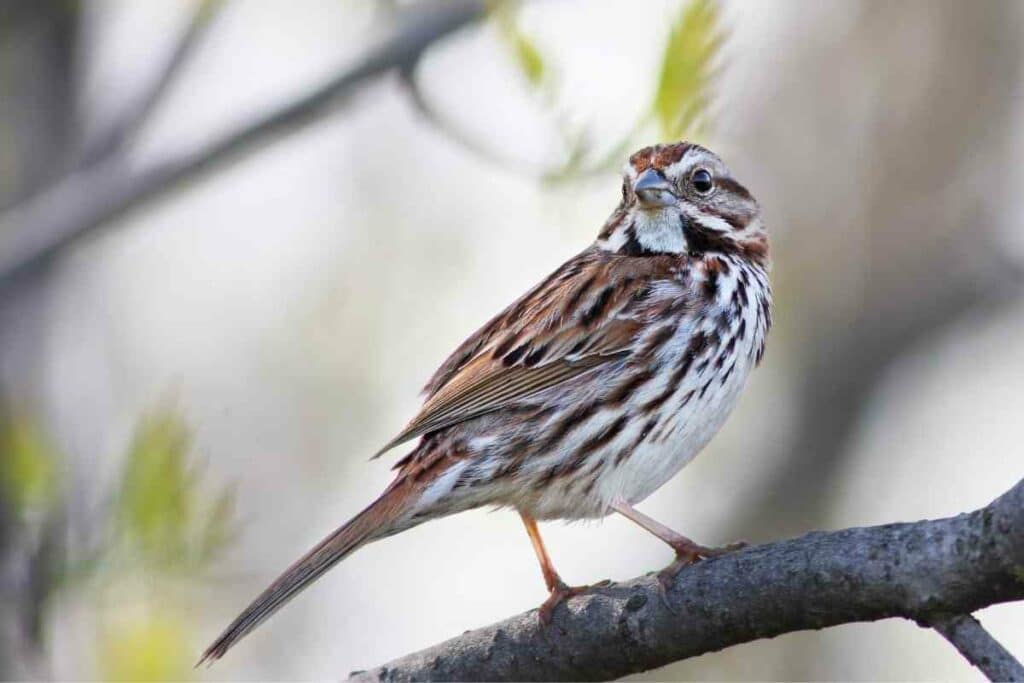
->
[597,142,768,265]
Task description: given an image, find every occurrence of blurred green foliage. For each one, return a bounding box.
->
[0,413,60,514]
[488,0,723,181]
[653,0,722,141]
[95,408,236,680]
[114,410,235,570]
[1,405,233,679]
[100,610,192,682]
[493,2,546,87]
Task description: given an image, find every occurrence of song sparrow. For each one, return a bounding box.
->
[199,141,771,664]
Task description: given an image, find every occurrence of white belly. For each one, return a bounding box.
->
[599,351,752,507]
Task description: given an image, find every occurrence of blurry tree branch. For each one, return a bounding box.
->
[934,614,1024,682]
[351,478,1024,682]
[73,0,227,169]
[0,0,484,291]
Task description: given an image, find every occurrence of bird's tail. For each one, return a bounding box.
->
[197,483,414,666]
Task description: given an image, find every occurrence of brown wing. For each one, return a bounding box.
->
[373,247,675,457]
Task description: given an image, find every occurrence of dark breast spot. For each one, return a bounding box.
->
[703,268,720,300]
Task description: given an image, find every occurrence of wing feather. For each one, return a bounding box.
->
[374,248,677,458]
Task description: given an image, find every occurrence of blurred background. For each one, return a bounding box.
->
[1,0,1022,680]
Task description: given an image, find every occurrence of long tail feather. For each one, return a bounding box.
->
[197,486,411,665]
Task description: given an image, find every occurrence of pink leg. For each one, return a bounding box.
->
[519,511,607,624]
[611,499,747,591]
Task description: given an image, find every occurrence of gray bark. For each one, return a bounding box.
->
[934,614,1024,682]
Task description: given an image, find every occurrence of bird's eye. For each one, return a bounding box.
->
[691,168,714,194]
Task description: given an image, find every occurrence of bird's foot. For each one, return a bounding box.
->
[655,540,749,607]
[537,579,610,625]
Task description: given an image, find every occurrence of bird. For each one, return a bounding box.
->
[198,141,771,664]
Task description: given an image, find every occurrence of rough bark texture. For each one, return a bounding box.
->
[350,478,1024,682]
[934,614,1024,682]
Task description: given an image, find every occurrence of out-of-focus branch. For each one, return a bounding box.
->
[74,0,227,169]
[0,0,484,291]
[933,614,1024,682]
[350,478,1024,682]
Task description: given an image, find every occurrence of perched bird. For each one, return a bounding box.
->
[199,141,771,664]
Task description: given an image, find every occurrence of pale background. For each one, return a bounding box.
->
[1,0,1023,680]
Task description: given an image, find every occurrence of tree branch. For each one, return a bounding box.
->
[0,0,484,291]
[933,614,1024,682]
[74,0,227,169]
[350,478,1024,681]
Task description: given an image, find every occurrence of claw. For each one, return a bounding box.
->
[537,579,609,625]
[655,540,748,611]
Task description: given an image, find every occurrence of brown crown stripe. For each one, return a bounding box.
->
[628,142,692,173]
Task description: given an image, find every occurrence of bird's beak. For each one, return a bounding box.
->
[632,169,675,208]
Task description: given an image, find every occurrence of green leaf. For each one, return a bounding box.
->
[99,610,192,682]
[493,2,546,88]
[116,412,194,563]
[114,409,234,570]
[652,0,723,140]
[0,415,60,513]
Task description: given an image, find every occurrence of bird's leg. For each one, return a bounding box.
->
[519,511,605,624]
[611,500,747,594]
